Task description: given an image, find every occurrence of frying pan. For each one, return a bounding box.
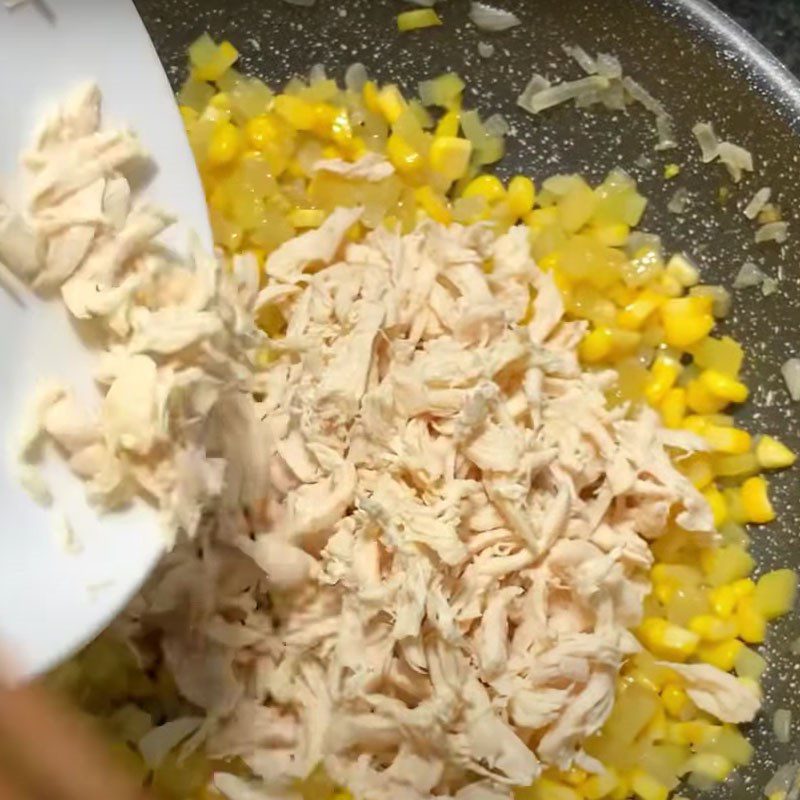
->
[131,0,800,795]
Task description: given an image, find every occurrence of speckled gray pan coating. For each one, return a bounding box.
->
[133,0,800,793]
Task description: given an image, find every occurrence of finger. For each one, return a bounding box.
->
[0,768,31,800]
[0,683,147,800]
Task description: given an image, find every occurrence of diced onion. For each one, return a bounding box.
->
[744,187,772,220]
[762,277,779,296]
[405,0,436,5]
[344,63,368,92]
[774,709,792,744]
[308,63,327,84]
[791,636,800,655]
[718,141,754,182]
[282,0,316,5]
[690,284,731,318]
[483,113,510,137]
[596,53,622,79]
[781,358,800,401]
[520,75,610,113]
[622,76,668,117]
[655,114,677,151]
[693,121,720,162]
[478,41,495,58]
[756,221,789,244]
[667,187,690,214]
[562,43,597,74]
[517,74,551,111]
[765,763,800,797]
[733,261,766,289]
[468,1,521,31]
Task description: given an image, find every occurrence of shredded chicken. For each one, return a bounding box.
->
[2,83,266,543]
[123,217,716,797]
[4,84,742,800]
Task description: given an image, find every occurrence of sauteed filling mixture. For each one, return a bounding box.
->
[6,27,794,800]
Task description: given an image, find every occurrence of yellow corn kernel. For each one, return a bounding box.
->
[687,753,734,782]
[562,769,588,787]
[328,108,354,145]
[656,272,683,298]
[397,8,442,30]
[699,369,749,403]
[701,544,755,586]
[362,80,381,114]
[703,425,752,455]
[288,208,327,229]
[697,638,743,671]
[507,176,536,218]
[579,327,614,363]
[244,114,280,149]
[660,387,687,428]
[414,186,453,224]
[618,289,664,331]
[274,94,316,130]
[660,297,714,349]
[644,354,681,405]
[661,683,691,718]
[686,379,728,414]
[653,578,677,605]
[630,770,668,800]
[667,720,717,746]
[708,585,738,618]
[769,793,787,800]
[702,485,728,527]
[521,778,582,800]
[736,595,767,643]
[753,569,797,620]
[207,122,242,167]
[664,163,681,179]
[740,475,775,523]
[608,328,642,357]
[665,253,700,287]
[732,578,755,598]
[462,174,506,204]
[377,85,407,124]
[429,136,472,181]
[679,453,714,490]
[386,133,423,173]
[582,769,620,800]
[756,435,797,470]
[526,206,559,231]
[435,110,460,137]
[638,618,699,662]
[688,614,737,642]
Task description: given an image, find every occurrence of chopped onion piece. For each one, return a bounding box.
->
[308,63,327,84]
[483,113,510,137]
[693,121,720,162]
[667,187,690,214]
[782,358,800,401]
[405,0,436,5]
[791,636,800,655]
[478,41,495,58]
[756,221,789,244]
[718,141,754,182]
[622,76,668,117]
[775,709,792,744]
[469,2,521,31]
[655,114,677,151]
[344,62,368,92]
[520,75,610,113]
[762,277,779,296]
[733,261,766,289]
[690,284,731,318]
[596,52,623,79]
[282,0,316,5]
[744,187,772,220]
[765,763,800,797]
[562,43,597,74]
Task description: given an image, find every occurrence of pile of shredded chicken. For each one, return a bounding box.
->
[1,87,761,800]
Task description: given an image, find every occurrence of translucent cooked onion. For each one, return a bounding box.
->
[774,709,792,744]
[483,113,510,137]
[655,114,677,151]
[562,43,597,74]
[468,1,521,31]
[596,52,623,79]
[667,187,690,214]
[733,261,766,289]
[718,141,754,182]
[693,121,720,162]
[622,76,668,117]
[478,41,495,58]
[520,75,610,113]
[762,277,779,296]
[744,187,772,220]
[282,0,316,5]
[765,762,800,797]
[782,358,800,401]
[517,74,552,112]
[344,63,368,92]
[756,221,790,244]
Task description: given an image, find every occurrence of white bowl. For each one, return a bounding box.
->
[0,0,210,677]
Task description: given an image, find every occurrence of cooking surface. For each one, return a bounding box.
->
[133,0,800,793]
